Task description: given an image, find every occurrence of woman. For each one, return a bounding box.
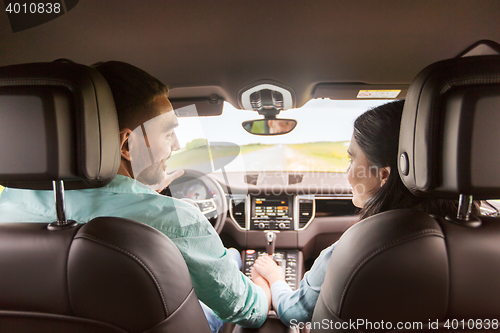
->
[251,99,464,326]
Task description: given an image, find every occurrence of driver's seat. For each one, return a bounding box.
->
[0,62,211,333]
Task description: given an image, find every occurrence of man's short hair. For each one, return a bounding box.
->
[93,61,169,130]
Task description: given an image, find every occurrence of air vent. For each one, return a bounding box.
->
[245,174,259,185]
[289,174,303,185]
[299,199,314,228]
[315,198,357,217]
[231,200,246,229]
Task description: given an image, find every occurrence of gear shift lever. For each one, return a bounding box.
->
[265,231,276,257]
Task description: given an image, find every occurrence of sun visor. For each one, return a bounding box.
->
[313,83,408,100]
[170,96,224,117]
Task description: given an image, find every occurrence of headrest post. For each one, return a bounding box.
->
[47,180,77,230]
[53,180,67,224]
[446,194,481,228]
[457,194,473,221]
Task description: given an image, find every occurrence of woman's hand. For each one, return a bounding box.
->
[253,255,285,287]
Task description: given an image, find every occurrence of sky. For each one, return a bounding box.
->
[174,99,390,148]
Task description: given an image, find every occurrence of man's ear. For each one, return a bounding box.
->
[119,128,133,161]
[379,166,391,187]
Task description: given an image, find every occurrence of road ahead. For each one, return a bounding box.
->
[167,145,338,174]
[223,145,335,172]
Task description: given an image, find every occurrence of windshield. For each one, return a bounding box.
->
[168,99,390,174]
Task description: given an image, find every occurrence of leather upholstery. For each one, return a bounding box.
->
[438,216,500,319]
[312,55,500,332]
[0,218,211,333]
[0,62,120,190]
[0,61,211,332]
[398,55,500,198]
[312,210,500,332]
[312,210,448,331]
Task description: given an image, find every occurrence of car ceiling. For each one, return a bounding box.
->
[0,0,499,108]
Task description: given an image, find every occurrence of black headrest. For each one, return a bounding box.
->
[399,55,500,199]
[0,62,120,190]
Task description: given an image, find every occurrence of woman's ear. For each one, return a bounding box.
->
[379,166,391,187]
[119,128,132,161]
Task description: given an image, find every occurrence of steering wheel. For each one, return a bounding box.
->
[166,169,227,234]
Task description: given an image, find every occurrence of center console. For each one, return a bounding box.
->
[229,195,310,332]
[226,192,354,332]
[239,196,303,291]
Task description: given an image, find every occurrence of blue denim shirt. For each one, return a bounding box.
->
[271,242,337,326]
[0,175,267,328]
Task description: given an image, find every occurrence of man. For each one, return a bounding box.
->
[268,119,296,134]
[0,61,270,331]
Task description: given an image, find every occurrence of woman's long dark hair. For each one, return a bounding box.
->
[354,100,462,220]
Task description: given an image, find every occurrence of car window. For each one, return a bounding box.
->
[0,99,388,195]
[168,99,390,174]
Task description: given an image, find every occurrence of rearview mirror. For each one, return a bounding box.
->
[242,119,297,135]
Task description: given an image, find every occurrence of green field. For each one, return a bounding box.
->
[167,139,349,172]
[289,141,350,171]
[0,142,349,188]
[167,142,271,170]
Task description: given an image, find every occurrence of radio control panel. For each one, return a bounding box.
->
[250,196,293,230]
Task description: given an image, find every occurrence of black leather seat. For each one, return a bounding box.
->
[0,62,211,333]
[311,55,500,332]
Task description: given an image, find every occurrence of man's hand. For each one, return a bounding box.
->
[251,265,268,286]
[253,255,285,287]
[155,169,185,193]
[164,169,184,188]
[251,266,272,310]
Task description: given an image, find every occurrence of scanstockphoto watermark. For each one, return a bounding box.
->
[290,319,423,331]
[252,180,353,197]
[290,319,500,330]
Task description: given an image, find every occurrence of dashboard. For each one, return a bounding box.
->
[229,194,356,231]
[168,176,220,220]
[170,177,215,201]
[167,171,359,239]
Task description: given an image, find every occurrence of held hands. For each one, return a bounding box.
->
[250,265,269,287]
[250,255,285,310]
[251,261,272,310]
[252,255,285,287]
